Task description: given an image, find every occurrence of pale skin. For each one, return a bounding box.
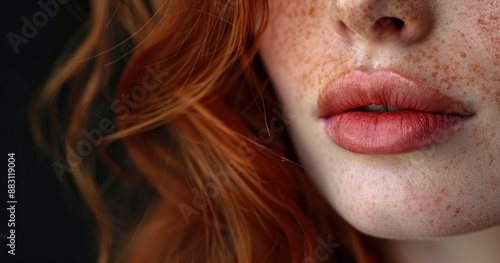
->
[258,0,500,262]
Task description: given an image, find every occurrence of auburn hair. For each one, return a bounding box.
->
[32,0,379,262]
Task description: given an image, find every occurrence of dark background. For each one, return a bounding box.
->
[1,1,95,262]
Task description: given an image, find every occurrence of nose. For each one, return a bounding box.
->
[330,0,434,43]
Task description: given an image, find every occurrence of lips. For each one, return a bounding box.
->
[318,70,475,154]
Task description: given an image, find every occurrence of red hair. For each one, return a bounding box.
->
[32,0,378,262]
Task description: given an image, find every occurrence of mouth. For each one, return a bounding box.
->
[318,70,475,155]
[351,104,408,113]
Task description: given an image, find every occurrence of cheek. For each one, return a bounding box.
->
[462,1,500,79]
[474,4,500,103]
[472,1,500,52]
[260,0,355,99]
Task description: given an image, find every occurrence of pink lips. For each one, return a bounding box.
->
[318,70,474,154]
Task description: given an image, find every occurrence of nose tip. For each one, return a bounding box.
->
[330,0,434,43]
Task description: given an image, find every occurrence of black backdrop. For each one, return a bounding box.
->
[1,1,95,262]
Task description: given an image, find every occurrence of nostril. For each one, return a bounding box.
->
[330,0,433,43]
[390,17,405,30]
[375,17,405,33]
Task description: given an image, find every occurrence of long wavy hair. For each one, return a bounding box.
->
[32,0,378,262]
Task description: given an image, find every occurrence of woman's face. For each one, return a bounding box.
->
[259,0,500,239]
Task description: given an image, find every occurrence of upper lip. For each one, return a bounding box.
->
[318,70,475,118]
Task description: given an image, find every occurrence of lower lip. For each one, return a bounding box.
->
[323,111,470,154]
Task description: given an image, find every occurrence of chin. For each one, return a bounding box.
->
[312,157,500,240]
[341,202,500,240]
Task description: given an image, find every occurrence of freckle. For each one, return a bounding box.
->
[442,64,449,72]
[431,72,438,78]
[309,7,316,16]
[446,204,452,210]
[492,180,499,190]
[454,208,461,217]
[475,139,486,147]
[434,196,442,203]
[480,194,486,200]
[477,19,487,25]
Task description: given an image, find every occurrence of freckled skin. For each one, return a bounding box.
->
[259,0,500,239]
